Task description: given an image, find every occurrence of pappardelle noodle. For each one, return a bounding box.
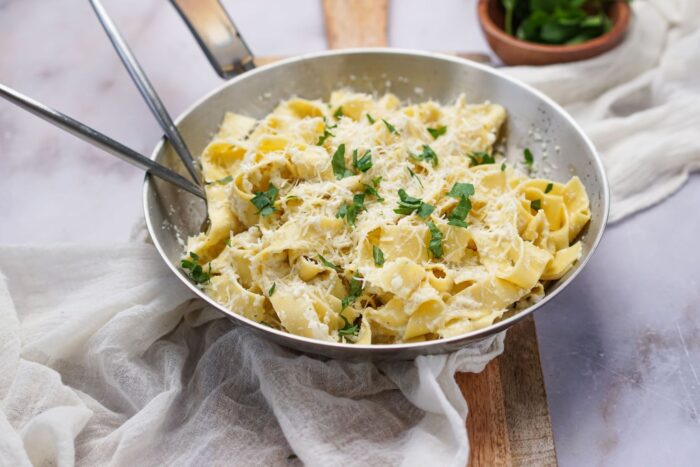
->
[182,91,591,344]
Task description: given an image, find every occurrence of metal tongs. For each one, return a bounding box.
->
[0,0,253,200]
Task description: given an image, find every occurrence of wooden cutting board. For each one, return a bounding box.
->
[258,2,557,465]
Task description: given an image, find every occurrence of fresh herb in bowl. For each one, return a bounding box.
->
[502,0,620,45]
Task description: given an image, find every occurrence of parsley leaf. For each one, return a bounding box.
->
[506,1,613,46]
[524,148,534,170]
[447,182,475,199]
[336,193,366,226]
[407,167,424,188]
[250,184,279,216]
[268,282,276,296]
[316,120,335,145]
[372,245,385,266]
[468,151,496,167]
[447,196,472,228]
[181,252,211,284]
[417,202,436,218]
[318,254,340,271]
[215,175,233,185]
[531,199,542,211]
[501,162,506,172]
[331,144,354,180]
[394,189,434,218]
[363,183,384,202]
[352,149,373,172]
[382,119,398,135]
[394,189,422,214]
[341,274,364,309]
[447,182,475,229]
[338,314,360,340]
[411,145,439,167]
[545,182,553,194]
[427,222,443,258]
[333,106,344,119]
[362,176,384,201]
[427,125,447,139]
[366,113,376,124]
[287,454,298,460]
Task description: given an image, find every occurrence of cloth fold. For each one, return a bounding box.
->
[0,245,502,466]
[1,0,698,465]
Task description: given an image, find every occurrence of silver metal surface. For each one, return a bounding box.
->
[170,0,255,79]
[89,0,201,185]
[144,49,609,360]
[0,83,205,200]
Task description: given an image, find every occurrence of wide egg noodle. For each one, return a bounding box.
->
[183,91,591,344]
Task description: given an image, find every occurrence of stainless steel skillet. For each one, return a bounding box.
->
[146,3,609,360]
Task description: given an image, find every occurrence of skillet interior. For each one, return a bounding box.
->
[144,49,608,360]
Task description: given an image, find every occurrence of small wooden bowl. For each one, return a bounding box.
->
[477,0,631,66]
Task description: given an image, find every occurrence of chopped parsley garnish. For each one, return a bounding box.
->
[468,151,496,167]
[331,144,354,180]
[287,454,298,460]
[447,182,475,229]
[427,222,443,258]
[411,144,439,167]
[407,167,424,188]
[524,148,534,170]
[394,189,435,218]
[318,254,340,271]
[341,274,364,309]
[268,282,276,296]
[362,176,383,201]
[180,252,211,284]
[545,183,553,194]
[501,162,506,172]
[363,183,384,202]
[447,182,475,198]
[382,119,398,135]
[352,149,373,172]
[417,203,435,218]
[427,125,447,139]
[366,113,376,124]
[316,125,334,146]
[338,314,360,339]
[333,106,344,119]
[531,199,542,211]
[250,184,279,216]
[448,197,471,228]
[336,193,366,226]
[215,175,233,185]
[372,245,385,266]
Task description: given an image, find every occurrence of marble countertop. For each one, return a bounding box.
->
[1,0,698,465]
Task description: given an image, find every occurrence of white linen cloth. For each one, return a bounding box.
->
[1,1,698,465]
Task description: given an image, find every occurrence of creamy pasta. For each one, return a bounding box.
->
[182,91,591,344]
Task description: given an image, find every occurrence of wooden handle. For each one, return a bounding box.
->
[321,0,388,48]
